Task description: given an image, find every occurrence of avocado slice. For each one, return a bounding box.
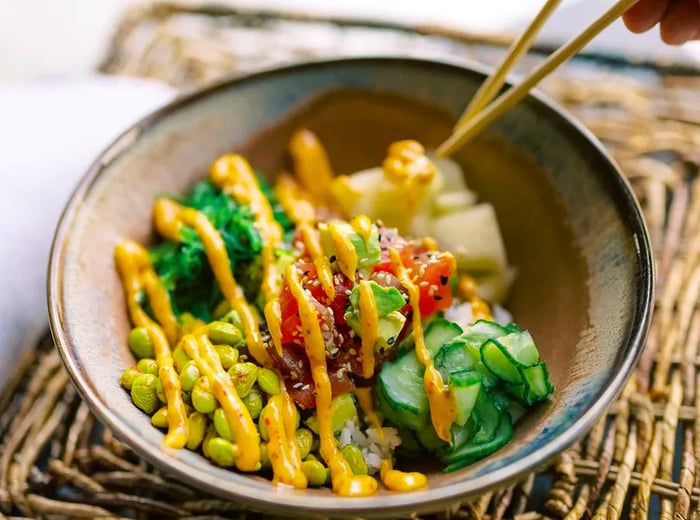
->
[345,281,407,352]
[318,219,381,270]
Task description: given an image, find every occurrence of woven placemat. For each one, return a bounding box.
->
[4,4,700,519]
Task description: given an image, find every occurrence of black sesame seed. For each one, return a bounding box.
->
[434,295,443,301]
[440,275,449,286]
[387,337,395,345]
[330,255,337,263]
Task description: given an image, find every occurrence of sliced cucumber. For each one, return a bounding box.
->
[424,319,464,357]
[465,320,510,338]
[448,370,482,426]
[434,342,478,377]
[442,413,514,472]
[416,423,447,451]
[498,331,539,366]
[470,391,504,444]
[506,363,555,405]
[480,339,523,384]
[376,351,429,430]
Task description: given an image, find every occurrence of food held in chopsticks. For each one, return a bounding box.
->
[115,129,554,496]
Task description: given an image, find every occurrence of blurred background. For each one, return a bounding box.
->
[1,0,700,81]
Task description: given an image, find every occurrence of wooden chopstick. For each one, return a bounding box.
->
[454,0,563,132]
[438,0,640,157]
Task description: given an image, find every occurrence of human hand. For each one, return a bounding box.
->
[623,0,700,45]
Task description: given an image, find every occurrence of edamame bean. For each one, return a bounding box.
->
[341,445,368,476]
[221,310,244,331]
[192,376,217,414]
[258,406,270,442]
[155,378,167,404]
[151,407,168,428]
[120,367,141,390]
[208,321,242,347]
[137,358,159,376]
[259,443,270,468]
[228,362,258,398]
[256,368,281,396]
[295,428,313,459]
[128,327,154,359]
[302,460,328,487]
[172,347,191,373]
[202,425,216,459]
[179,361,200,392]
[186,412,208,450]
[207,437,239,467]
[213,408,233,441]
[213,300,230,320]
[214,345,238,369]
[130,373,159,415]
[242,387,263,419]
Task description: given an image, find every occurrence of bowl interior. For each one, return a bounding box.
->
[50,58,651,518]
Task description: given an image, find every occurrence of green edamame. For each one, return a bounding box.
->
[186,412,208,450]
[228,362,258,398]
[256,368,281,396]
[172,346,191,373]
[120,367,141,390]
[302,460,327,487]
[295,428,313,459]
[129,327,155,359]
[130,373,159,415]
[208,321,243,346]
[137,358,159,376]
[192,376,217,414]
[202,425,216,459]
[242,387,263,419]
[259,442,270,468]
[213,408,233,441]
[155,377,167,404]
[151,407,168,428]
[207,437,239,467]
[214,345,239,369]
[213,300,230,320]
[341,444,368,476]
[179,361,200,392]
[221,310,244,331]
[258,406,270,442]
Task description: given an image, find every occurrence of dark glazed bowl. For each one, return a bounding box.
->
[48,57,653,518]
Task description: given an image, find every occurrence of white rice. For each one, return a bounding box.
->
[338,419,402,475]
[443,300,513,329]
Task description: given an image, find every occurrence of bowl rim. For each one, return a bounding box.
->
[48,55,654,518]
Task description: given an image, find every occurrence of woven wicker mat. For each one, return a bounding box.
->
[3,4,700,519]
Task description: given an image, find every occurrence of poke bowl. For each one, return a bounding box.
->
[48,57,653,518]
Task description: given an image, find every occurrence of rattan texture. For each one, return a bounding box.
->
[3,4,700,519]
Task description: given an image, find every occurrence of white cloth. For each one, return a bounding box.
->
[0,75,175,389]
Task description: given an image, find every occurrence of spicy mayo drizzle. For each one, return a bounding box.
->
[357,280,379,379]
[114,240,188,449]
[458,274,492,321]
[181,331,261,471]
[389,248,456,442]
[152,198,272,367]
[286,265,378,496]
[262,392,307,488]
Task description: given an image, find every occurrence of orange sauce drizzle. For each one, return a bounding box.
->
[357,280,379,379]
[262,393,307,488]
[275,174,335,300]
[152,198,272,368]
[180,331,260,471]
[289,129,335,206]
[114,240,188,449]
[380,459,428,492]
[389,248,456,442]
[458,274,492,321]
[286,264,378,496]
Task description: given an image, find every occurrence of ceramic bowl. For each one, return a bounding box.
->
[48,57,653,518]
